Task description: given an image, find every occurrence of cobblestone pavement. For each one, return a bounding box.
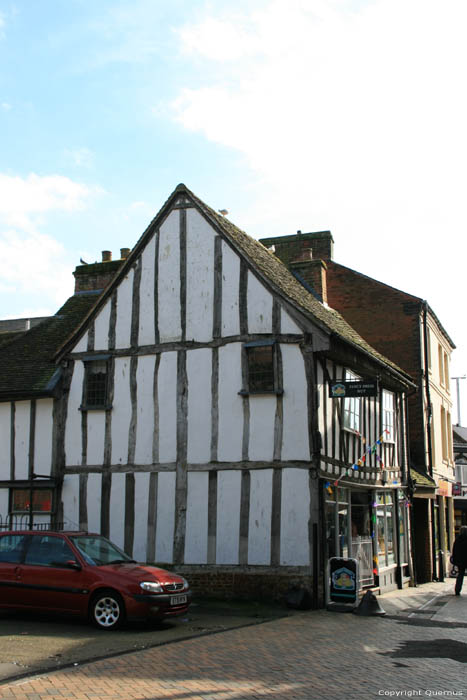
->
[1,582,466,700]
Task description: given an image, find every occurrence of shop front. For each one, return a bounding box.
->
[324,482,411,593]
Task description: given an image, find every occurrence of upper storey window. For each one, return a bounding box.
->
[241,341,281,395]
[382,390,395,441]
[82,356,110,410]
[343,369,360,432]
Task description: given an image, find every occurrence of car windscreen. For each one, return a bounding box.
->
[70,535,134,566]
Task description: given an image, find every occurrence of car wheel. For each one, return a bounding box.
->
[90,590,125,630]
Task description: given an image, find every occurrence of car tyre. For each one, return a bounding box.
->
[90,590,125,630]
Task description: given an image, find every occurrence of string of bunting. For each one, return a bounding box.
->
[325,429,391,495]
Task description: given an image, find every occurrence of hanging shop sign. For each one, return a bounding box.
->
[329,380,378,398]
[328,557,359,605]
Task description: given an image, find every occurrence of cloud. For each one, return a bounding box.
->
[64,147,94,168]
[1,102,11,111]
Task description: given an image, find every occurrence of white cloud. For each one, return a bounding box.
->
[65,147,94,168]
[1,102,11,111]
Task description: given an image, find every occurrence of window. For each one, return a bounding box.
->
[11,489,52,513]
[375,491,396,567]
[0,534,28,563]
[244,341,277,394]
[24,535,75,567]
[343,369,360,432]
[438,344,445,386]
[382,390,395,441]
[83,357,110,409]
[441,406,448,461]
[444,352,450,391]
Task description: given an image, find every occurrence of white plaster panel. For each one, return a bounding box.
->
[249,396,276,462]
[155,472,176,563]
[216,471,241,564]
[94,298,111,351]
[221,241,240,337]
[111,358,132,465]
[109,472,126,550]
[280,469,310,566]
[87,412,106,465]
[115,268,134,349]
[158,210,182,343]
[186,208,214,342]
[187,349,211,463]
[0,404,11,479]
[184,472,208,564]
[317,362,326,438]
[135,356,156,464]
[87,473,102,534]
[33,399,53,475]
[73,332,88,353]
[0,489,9,522]
[247,271,273,334]
[61,474,80,529]
[65,361,85,467]
[248,469,273,565]
[138,236,156,347]
[158,352,177,463]
[218,344,243,462]
[14,401,30,480]
[281,308,303,334]
[133,472,150,562]
[281,345,310,460]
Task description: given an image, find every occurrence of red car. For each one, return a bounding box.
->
[0,530,191,630]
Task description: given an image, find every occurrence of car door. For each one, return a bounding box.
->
[0,533,29,606]
[15,534,89,613]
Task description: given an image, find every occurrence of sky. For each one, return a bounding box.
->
[1,0,467,419]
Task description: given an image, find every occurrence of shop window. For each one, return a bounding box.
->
[325,487,349,559]
[11,489,52,513]
[244,341,277,394]
[382,390,395,441]
[82,357,110,409]
[375,492,396,567]
[343,369,360,432]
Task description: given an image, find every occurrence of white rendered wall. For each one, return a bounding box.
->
[73,332,88,353]
[109,472,126,550]
[14,402,30,480]
[281,345,310,460]
[216,470,241,564]
[247,272,272,334]
[65,362,85,467]
[221,241,240,337]
[0,489,9,521]
[281,308,303,334]
[33,399,53,475]
[187,348,212,464]
[158,352,177,463]
[248,469,273,565]
[0,403,11,479]
[138,236,156,347]
[133,472,151,562]
[115,269,134,350]
[111,358,132,465]
[155,472,176,563]
[87,473,102,534]
[186,209,214,342]
[135,356,156,464]
[87,412,106,465]
[218,344,243,462]
[249,396,276,462]
[280,469,310,566]
[184,471,208,564]
[94,299,111,351]
[158,210,181,343]
[61,474,80,529]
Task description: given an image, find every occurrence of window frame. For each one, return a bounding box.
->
[81,355,111,411]
[343,369,361,433]
[10,488,53,514]
[240,340,282,396]
[382,390,395,442]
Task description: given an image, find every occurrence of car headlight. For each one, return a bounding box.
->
[181,577,189,590]
[140,581,163,593]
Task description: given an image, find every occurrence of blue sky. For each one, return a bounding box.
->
[2,0,467,417]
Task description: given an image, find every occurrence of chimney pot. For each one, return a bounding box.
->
[102,250,112,262]
[120,248,130,259]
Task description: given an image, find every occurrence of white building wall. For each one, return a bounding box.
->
[73,332,88,353]
[61,474,80,529]
[87,473,102,534]
[33,399,53,475]
[187,349,212,464]
[184,472,208,564]
[135,356,156,464]
[247,272,273,334]
[158,210,181,343]
[133,472,150,562]
[186,209,214,342]
[87,412,106,465]
[158,352,177,463]
[115,270,134,350]
[216,470,241,564]
[249,396,276,462]
[0,403,11,479]
[218,344,243,462]
[14,402,30,480]
[109,473,126,550]
[111,358,132,465]
[281,308,302,334]
[155,472,176,563]
[94,299,111,351]
[138,236,156,347]
[221,241,240,337]
[248,469,273,565]
[280,469,310,566]
[0,489,9,521]
[65,361,85,467]
[281,345,310,460]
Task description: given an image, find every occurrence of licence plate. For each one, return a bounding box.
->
[170,594,187,605]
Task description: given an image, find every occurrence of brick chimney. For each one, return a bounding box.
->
[73,250,128,293]
[288,249,328,304]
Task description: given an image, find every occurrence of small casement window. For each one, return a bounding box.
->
[343,369,361,432]
[11,489,53,513]
[82,356,110,409]
[244,341,277,394]
[382,390,395,441]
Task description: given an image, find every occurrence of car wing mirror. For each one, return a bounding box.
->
[65,560,82,571]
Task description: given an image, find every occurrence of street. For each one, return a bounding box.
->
[1,581,466,700]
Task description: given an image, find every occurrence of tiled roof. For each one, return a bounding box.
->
[0,294,98,398]
[410,466,436,490]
